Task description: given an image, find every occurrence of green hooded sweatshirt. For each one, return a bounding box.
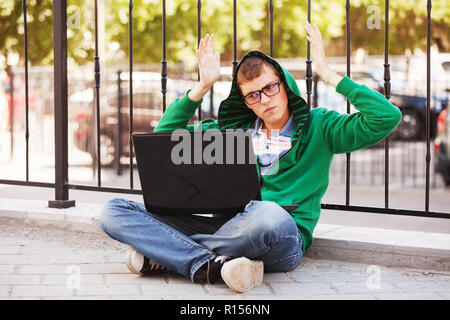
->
[154,51,402,252]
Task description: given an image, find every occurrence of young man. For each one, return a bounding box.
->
[99,22,402,293]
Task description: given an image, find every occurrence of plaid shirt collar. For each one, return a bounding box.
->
[253,113,295,138]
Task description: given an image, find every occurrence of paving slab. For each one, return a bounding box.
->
[1,197,449,272]
[0,202,449,300]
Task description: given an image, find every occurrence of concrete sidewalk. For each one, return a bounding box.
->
[0,197,449,300]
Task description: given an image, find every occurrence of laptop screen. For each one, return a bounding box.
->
[132,129,261,215]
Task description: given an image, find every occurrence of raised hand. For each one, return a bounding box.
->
[188,33,221,101]
[304,21,329,78]
[197,33,221,88]
[304,21,342,87]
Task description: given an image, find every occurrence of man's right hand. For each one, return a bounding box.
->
[188,34,221,102]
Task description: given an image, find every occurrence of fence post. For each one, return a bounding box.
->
[128,0,134,189]
[305,0,312,108]
[232,0,237,74]
[383,0,391,208]
[23,0,30,182]
[345,0,351,205]
[161,0,167,113]
[425,0,432,212]
[116,70,123,176]
[269,0,273,57]
[197,0,202,121]
[48,0,75,209]
[312,74,318,108]
[94,0,102,187]
[7,67,14,160]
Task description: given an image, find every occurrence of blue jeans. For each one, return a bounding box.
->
[99,198,303,282]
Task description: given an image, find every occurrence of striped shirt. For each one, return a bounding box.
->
[252,114,294,177]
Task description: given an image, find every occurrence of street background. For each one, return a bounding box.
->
[1,0,450,301]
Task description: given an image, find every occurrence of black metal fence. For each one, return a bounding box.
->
[0,0,449,220]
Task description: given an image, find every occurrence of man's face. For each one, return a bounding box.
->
[239,66,290,129]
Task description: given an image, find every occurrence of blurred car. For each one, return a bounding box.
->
[0,85,7,131]
[73,72,209,166]
[351,70,448,141]
[74,89,165,167]
[434,105,450,186]
[388,93,447,140]
[437,52,450,92]
[1,75,37,129]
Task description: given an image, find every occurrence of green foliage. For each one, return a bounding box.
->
[0,0,449,69]
[105,0,450,66]
[348,0,450,55]
[0,0,94,69]
[106,0,346,67]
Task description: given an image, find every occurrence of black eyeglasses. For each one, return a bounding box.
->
[242,79,282,105]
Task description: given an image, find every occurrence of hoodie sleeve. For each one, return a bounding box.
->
[153,91,201,133]
[320,76,402,154]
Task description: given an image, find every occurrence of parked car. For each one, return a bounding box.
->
[1,76,37,129]
[0,85,7,131]
[74,89,165,167]
[73,73,207,166]
[434,105,450,186]
[351,70,448,140]
[388,93,447,140]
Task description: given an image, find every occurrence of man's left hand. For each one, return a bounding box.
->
[304,21,329,78]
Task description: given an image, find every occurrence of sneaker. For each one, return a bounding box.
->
[193,255,231,284]
[125,247,167,275]
[220,257,264,293]
[194,256,264,293]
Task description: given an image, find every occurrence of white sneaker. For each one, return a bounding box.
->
[220,257,264,293]
[125,247,167,275]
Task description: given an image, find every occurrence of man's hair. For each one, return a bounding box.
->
[236,56,280,88]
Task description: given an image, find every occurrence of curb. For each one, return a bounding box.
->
[0,198,104,235]
[310,224,450,272]
[1,198,449,272]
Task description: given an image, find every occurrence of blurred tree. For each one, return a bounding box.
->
[0,0,94,70]
[0,0,24,69]
[107,0,449,68]
[105,0,348,69]
[341,0,450,55]
[0,0,449,69]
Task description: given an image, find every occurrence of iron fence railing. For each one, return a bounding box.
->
[0,0,449,219]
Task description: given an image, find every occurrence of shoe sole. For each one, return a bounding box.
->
[126,247,143,275]
[221,257,264,293]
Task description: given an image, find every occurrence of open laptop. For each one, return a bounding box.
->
[132,130,297,216]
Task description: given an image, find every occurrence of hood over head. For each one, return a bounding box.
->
[218,51,310,146]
